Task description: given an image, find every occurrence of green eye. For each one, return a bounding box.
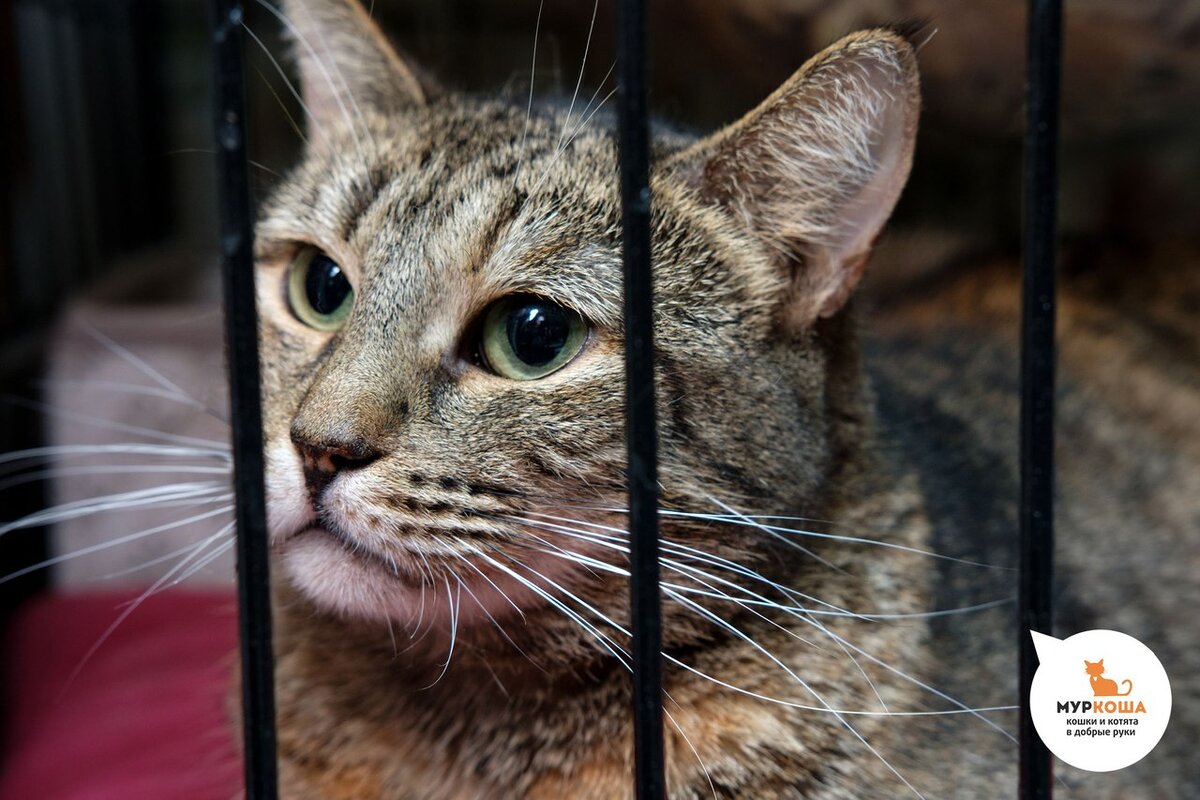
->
[479,295,588,380]
[287,247,354,331]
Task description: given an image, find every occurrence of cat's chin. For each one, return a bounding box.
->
[280,528,443,624]
[278,527,569,630]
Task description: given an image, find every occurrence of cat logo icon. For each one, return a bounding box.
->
[1031,630,1171,772]
[1085,659,1133,697]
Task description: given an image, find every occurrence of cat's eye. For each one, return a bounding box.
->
[287,247,354,331]
[478,295,588,380]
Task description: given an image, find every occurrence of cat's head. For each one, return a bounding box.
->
[256,0,920,655]
[1085,659,1106,676]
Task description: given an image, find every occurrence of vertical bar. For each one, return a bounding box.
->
[615,0,666,797]
[211,2,279,798]
[1020,0,1061,798]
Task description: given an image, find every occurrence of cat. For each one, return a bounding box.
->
[0,0,1194,795]
[240,0,1198,797]
[1085,659,1133,698]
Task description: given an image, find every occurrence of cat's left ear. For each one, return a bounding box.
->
[280,0,434,125]
[668,30,920,328]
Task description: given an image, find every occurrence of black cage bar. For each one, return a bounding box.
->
[615,0,667,798]
[211,1,280,798]
[209,1,1064,797]
[1019,0,1062,798]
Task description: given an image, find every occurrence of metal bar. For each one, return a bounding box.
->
[211,2,279,798]
[615,0,666,797]
[1019,0,1061,797]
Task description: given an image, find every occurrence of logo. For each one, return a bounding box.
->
[1085,659,1133,698]
[1030,629,1171,772]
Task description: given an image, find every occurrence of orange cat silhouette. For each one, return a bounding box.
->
[1085,659,1133,697]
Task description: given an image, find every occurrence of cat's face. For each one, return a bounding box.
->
[1085,659,1106,676]
[255,0,919,648]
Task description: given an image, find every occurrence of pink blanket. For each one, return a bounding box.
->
[2,591,242,799]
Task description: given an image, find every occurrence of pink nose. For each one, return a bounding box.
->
[289,428,382,498]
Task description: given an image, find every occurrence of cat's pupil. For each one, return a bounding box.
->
[305,255,351,316]
[506,302,570,367]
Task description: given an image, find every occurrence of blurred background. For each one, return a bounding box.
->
[0,0,1198,779]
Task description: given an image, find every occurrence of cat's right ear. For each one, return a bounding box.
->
[279,0,433,125]
[667,30,920,330]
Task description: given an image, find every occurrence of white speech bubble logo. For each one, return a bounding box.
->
[1029,629,1171,772]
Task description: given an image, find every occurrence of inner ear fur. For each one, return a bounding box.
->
[280,0,434,126]
[669,30,921,329]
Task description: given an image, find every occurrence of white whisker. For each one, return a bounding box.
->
[0,443,229,468]
[0,484,231,537]
[510,0,546,193]
[1,505,234,585]
[556,0,600,150]
[0,464,230,493]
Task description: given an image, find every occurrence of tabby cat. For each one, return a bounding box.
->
[249,0,1198,797]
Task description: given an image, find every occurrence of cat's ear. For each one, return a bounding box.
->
[668,30,919,328]
[279,0,433,125]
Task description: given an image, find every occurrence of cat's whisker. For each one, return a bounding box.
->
[665,584,1011,621]
[256,0,372,159]
[527,85,617,198]
[163,148,283,179]
[422,576,462,689]
[512,513,861,619]
[662,587,927,800]
[243,20,325,145]
[449,548,526,621]
[506,513,1019,735]
[0,464,231,494]
[98,520,237,581]
[448,553,538,665]
[157,531,237,588]
[556,0,600,151]
[706,495,842,573]
[516,524,894,713]
[491,539,924,717]
[0,443,230,469]
[471,548,715,797]
[385,616,398,657]
[57,526,237,699]
[805,619,1019,744]
[0,484,231,537]
[476,546,963,800]
[563,503,1009,570]
[510,0,545,193]
[518,531,822,653]
[75,321,203,408]
[467,545,633,670]
[703,511,1008,570]
[3,395,228,450]
[35,378,213,412]
[254,65,308,145]
[555,59,616,161]
[0,504,234,586]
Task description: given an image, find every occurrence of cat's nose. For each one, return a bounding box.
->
[290,427,382,498]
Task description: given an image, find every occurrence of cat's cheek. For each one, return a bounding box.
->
[264,437,313,544]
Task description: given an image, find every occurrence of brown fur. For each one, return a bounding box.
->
[246,1,1197,797]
